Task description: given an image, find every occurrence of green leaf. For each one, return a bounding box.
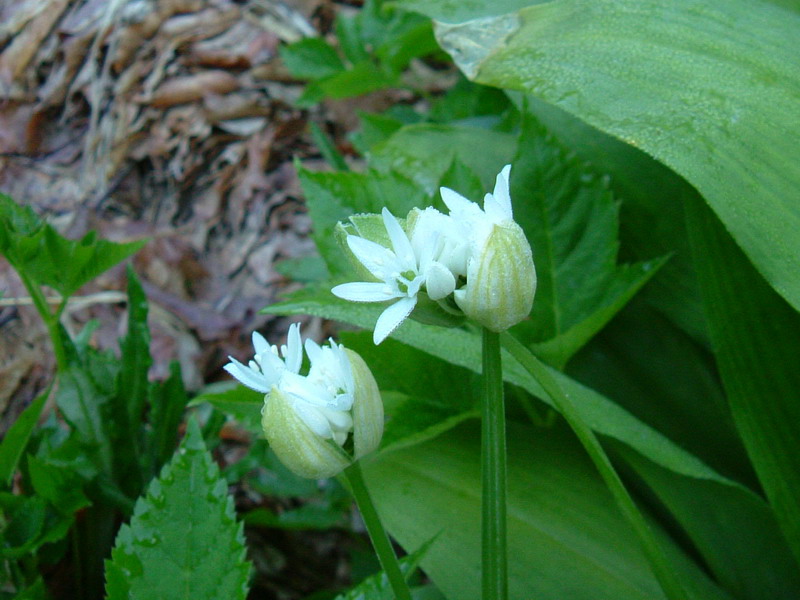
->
[317,61,399,99]
[433,0,800,312]
[0,494,46,559]
[118,267,152,442]
[243,503,343,530]
[146,361,189,474]
[0,391,47,486]
[27,454,91,515]
[396,0,547,22]
[0,194,145,298]
[363,421,730,600]
[280,38,345,80]
[268,287,747,491]
[341,332,479,452]
[191,384,264,436]
[368,124,515,194]
[509,110,666,366]
[105,419,251,600]
[297,165,429,276]
[620,446,800,600]
[684,194,800,567]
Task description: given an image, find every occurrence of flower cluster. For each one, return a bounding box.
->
[332,164,536,342]
[225,323,383,478]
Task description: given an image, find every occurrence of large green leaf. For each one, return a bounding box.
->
[431,0,800,312]
[105,419,250,600]
[363,421,730,600]
[684,194,800,567]
[510,111,665,366]
[0,391,47,487]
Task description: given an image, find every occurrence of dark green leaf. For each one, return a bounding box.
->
[105,419,251,600]
[0,391,47,487]
[118,267,151,439]
[27,454,90,515]
[191,384,264,436]
[434,0,800,312]
[684,193,800,567]
[510,111,666,365]
[318,61,399,99]
[147,361,189,474]
[0,194,145,298]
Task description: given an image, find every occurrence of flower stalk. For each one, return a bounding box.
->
[344,462,412,600]
[482,328,507,600]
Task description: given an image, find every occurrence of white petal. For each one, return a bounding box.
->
[332,281,403,302]
[284,323,303,373]
[486,164,513,220]
[304,337,322,364]
[291,401,334,439]
[259,351,286,382]
[424,261,456,300]
[373,296,417,344]
[223,358,272,393]
[381,208,416,269]
[440,187,474,216]
[252,331,270,358]
[346,235,399,280]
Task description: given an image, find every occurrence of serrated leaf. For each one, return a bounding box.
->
[105,419,250,600]
[279,38,345,80]
[0,194,145,298]
[297,166,429,276]
[0,391,47,486]
[118,267,151,441]
[433,0,800,313]
[510,112,665,366]
[146,361,189,474]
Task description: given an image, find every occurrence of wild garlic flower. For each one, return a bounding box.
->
[331,207,456,344]
[225,324,383,478]
[435,164,537,332]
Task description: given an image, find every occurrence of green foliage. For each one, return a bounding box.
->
[429,0,800,314]
[0,194,145,299]
[0,392,47,486]
[280,0,439,106]
[105,420,251,600]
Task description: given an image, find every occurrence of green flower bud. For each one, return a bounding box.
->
[454,220,536,332]
[346,349,384,460]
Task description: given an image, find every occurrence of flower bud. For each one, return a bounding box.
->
[262,387,351,479]
[454,220,536,332]
[346,348,384,459]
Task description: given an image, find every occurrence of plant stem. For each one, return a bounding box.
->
[18,272,68,371]
[500,332,689,600]
[482,328,507,600]
[344,462,412,600]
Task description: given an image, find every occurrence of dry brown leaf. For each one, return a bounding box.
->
[148,70,240,107]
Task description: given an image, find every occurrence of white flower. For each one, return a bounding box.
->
[332,207,455,344]
[225,324,384,478]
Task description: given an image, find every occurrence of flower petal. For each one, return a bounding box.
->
[332,281,403,302]
[223,357,272,393]
[424,261,456,300]
[381,208,415,269]
[346,235,400,280]
[485,165,513,222]
[373,296,417,344]
[440,186,473,215]
[252,331,270,358]
[284,322,303,373]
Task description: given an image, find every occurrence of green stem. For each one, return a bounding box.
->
[344,462,412,600]
[482,328,507,600]
[18,272,68,371]
[500,333,688,600]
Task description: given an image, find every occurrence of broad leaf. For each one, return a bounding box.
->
[684,194,800,567]
[280,38,345,80]
[0,194,145,298]
[363,421,730,600]
[431,0,800,312]
[190,383,264,436]
[105,419,250,600]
